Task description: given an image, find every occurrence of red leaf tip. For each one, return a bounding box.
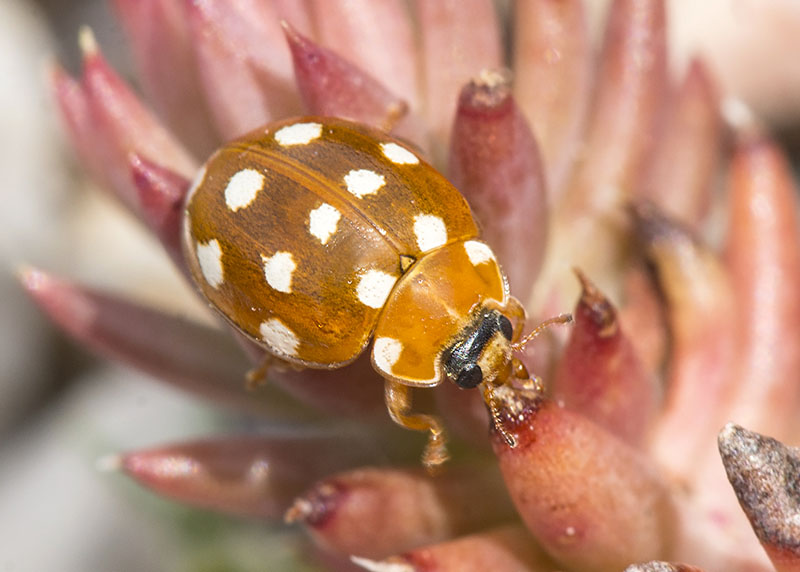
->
[574,268,618,338]
[284,481,343,528]
[458,68,514,113]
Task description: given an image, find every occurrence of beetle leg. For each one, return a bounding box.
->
[245,351,302,390]
[384,379,449,469]
[482,383,517,448]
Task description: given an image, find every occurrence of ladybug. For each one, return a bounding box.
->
[183,116,568,468]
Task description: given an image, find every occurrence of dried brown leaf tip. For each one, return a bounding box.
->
[718,423,800,571]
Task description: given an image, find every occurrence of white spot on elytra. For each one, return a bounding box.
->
[308,203,341,245]
[225,168,264,211]
[262,251,296,293]
[274,122,322,146]
[345,169,385,198]
[356,269,397,309]
[196,239,224,288]
[380,142,419,165]
[259,318,300,357]
[413,214,447,252]
[372,337,403,374]
[464,240,494,265]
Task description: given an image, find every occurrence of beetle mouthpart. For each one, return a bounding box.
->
[524,374,544,395]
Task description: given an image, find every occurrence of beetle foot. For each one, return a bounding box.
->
[422,430,449,473]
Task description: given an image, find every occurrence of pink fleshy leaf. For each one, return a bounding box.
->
[415,0,503,164]
[492,394,676,570]
[724,135,800,442]
[513,0,592,197]
[553,270,658,447]
[116,434,379,519]
[561,0,668,217]
[633,204,738,478]
[129,153,190,268]
[49,61,104,184]
[113,0,219,158]
[283,22,409,132]
[449,71,548,297]
[352,526,556,572]
[638,59,722,227]
[546,0,669,305]
[186,0,304,139]
[18,267,299,418]
[288,466,515,559]
[309,0,418,110]
[79,27,198,208]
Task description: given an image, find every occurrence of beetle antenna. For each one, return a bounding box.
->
[512,313,573,352]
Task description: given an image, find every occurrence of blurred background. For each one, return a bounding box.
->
[2,0,800,570]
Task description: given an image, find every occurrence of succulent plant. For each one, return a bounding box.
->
[20,0,800,570]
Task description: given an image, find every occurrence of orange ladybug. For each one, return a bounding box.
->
[183,116,567,468]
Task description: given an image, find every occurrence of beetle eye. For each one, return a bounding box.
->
[455,363,483,389]
[498,315,513,341]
